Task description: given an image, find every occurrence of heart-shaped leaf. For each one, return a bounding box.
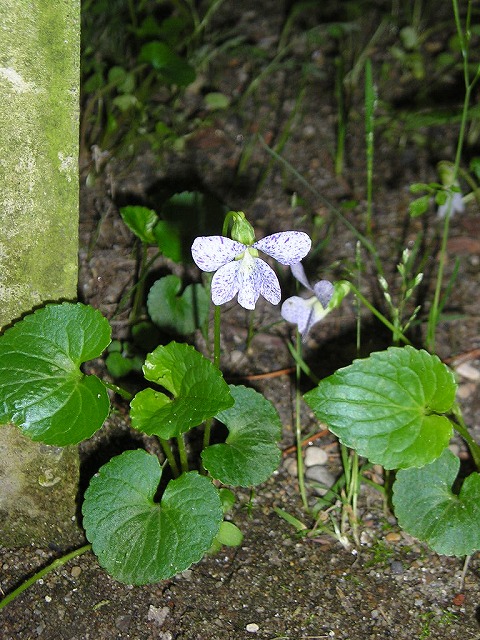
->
[147,275,209,335]
[82,449,223,584]
[393,449,480,556]
[0,303,111,445]
[201,385,282,486]
[152,220,182,262]
[138,41,195,86]
[304,346,456,469]
[119,205,158,244]
[130,342,233,438]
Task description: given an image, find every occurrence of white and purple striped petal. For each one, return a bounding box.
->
[281,296,315,337]
[254,231,311,265]
[255,259,281,306]
[191,236,246,272]
[313,280,335,308]
[290,261,312,291]
[211,261,241,305]
[237,251,260,310]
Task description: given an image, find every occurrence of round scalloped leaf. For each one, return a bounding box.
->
[119,205,158,244]
[0,303,111,445]
[304,346,456,470]
[130,342,233,439]
[82,449,222,584]
[147,275,208,335]
[393,449,480,556]
[201,385,282,486]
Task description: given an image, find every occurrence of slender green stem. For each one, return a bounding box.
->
[348,451,360,545]
[202,417,213,453]
[259,137,385,278]
[177,435,189,474]
[347,283,411,345]
[294,331,309,511]
[451,403,480,471]
[213,304,221,370]
[286,340,319,384]
[159,438,180,477]
[335,55,346,176]
[365,59,375,238]
[427,0,480,351]
[246,309,255,350]
[130,243,148,325]
[102,381,133,401]
[0,544,92,611]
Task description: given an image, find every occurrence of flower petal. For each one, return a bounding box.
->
[211,261,241,306]
[281,296,314,336]
[313,280,335,308]
[254,231,311,265]
[191,236,245,272]
[255,258,281,305]
[237,251,260,310]
[290,262,312,290]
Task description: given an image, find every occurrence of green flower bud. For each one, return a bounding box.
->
[230,211,256,246]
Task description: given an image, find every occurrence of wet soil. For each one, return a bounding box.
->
[2,1,480,638]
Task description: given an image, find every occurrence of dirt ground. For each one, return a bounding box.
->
[2,1,480,638]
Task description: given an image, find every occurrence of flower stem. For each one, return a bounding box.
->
[347,283,411,345]
[176,435,189,474]
[451,403,480,472]
[213,304,221,370]
[159,438,180,477]
[0,544,92,611]
[294,331,309,512]
[427,0,480,351]
[102,381,133,401]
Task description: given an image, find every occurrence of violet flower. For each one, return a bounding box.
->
[191,212,311,310]
[281,262,335,339]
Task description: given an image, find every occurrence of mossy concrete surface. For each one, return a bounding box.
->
[0,425,84,547]
[0,0,81,546]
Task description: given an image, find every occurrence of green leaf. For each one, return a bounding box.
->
[147,275,209,335]
[0,303,111,445]
[202,385,282,486]
[204,92,231,110]
[409,194,430,218]
[83,450,223,584]
[130,342,233,438]
[138,41,195,87]
[393,449,480,556]
[119,205,158,244]
[216,521,243,547]
[304,346,456,470]
[153,220,182,262]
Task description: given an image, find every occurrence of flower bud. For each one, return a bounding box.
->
[230,211,256,245]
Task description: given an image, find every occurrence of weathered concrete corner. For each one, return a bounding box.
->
[0,0,81,547]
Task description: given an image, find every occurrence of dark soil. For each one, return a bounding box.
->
[2,1,480,638]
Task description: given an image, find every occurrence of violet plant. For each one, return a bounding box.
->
[0,210,311,605]
[2,1,480,609]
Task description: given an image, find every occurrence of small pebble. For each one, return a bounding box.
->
[390,560,404,574]
[455,362,480,381]
[304,446,328,467]
[385,531,401,543]
[71,566,82,578]
[305,465,336,496]
[457,382,475,399]
[147,605,169,626]
[283,457,298,476]
[246,623,260,633]
[449,442,460,456]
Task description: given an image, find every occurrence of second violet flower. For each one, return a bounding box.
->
[191,212,311,310]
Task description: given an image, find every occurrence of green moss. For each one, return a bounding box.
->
[0,0,80,328]
[0,0,82,547]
